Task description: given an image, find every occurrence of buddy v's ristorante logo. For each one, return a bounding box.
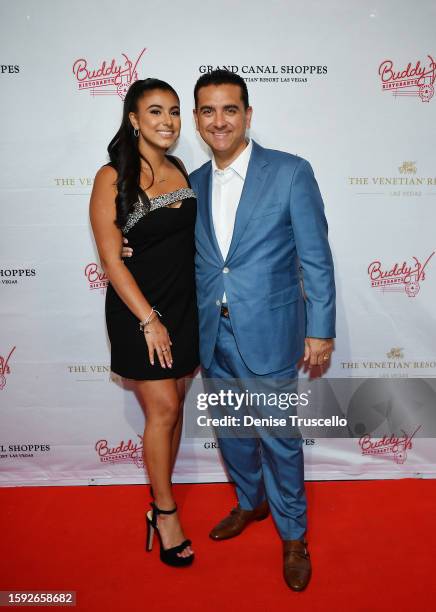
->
[72,48,146,99]
[95,435,144,468]
[85,263,108,292]
[0,346,16,391]
[378,55,436,102]
[358,426,421,465]
[368,251,435,297]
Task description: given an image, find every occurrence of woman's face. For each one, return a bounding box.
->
[129,89,181,150]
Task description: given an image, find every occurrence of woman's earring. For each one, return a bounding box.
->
[134,128,139,137]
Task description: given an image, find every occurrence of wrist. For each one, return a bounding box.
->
[139,307,162,332]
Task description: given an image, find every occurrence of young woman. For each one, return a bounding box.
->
[89,79,198,567]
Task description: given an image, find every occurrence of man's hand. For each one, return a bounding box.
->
[121,237,133,258]
[304,337,334,367]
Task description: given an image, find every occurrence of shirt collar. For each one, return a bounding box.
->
[212,139,252,179]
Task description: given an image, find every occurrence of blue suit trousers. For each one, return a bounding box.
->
[204,315,307,541]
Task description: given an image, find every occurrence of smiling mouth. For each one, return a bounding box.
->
[157,130,174,137]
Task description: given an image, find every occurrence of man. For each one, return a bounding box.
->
[124,69,335,590]
[190,70,335,591]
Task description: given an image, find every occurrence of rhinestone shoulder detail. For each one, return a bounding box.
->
[122,188,196,234]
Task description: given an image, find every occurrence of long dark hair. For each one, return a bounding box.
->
[107,78,179,229]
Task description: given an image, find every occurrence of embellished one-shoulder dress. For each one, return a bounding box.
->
[105,157,199,380]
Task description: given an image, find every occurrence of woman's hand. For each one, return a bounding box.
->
[143,317,173,368]
[121,237,133,258]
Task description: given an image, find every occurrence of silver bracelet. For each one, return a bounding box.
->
[139,307,162,332]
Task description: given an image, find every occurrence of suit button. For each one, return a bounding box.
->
[223,267,229,273]
[216,300,221,306]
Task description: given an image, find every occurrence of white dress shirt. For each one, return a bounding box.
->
[212,139,253,303]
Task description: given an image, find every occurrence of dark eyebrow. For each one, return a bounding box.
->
[146,104,180,110]
[199,104,239,112]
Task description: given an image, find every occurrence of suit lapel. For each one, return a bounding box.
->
[225,141,269,263]
[198,163,224,264]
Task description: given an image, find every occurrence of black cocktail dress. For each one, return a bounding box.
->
[105,157,199,380]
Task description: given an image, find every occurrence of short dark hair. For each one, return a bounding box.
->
[194,69,249,109]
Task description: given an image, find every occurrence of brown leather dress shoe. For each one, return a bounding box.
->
[209,500,269,540]
[283,540,311,591]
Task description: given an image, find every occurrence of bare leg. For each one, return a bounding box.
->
[169,375,193,472]
[170,403,183,474]
[136,377,193,558]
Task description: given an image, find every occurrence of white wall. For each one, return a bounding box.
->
[1,0,435,485]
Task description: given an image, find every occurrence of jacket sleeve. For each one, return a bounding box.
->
[289,158,336,338]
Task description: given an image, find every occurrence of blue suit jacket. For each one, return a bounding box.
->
[189,140,335,375]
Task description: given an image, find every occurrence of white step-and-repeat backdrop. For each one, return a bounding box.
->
[1,0,435,485]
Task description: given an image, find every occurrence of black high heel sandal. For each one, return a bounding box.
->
[146,503,194,568]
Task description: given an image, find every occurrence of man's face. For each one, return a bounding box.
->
[194,84,252,159]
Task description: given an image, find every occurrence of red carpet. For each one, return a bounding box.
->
[1,480,435,611]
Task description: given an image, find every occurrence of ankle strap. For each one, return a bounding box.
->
[151,502,177,515]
